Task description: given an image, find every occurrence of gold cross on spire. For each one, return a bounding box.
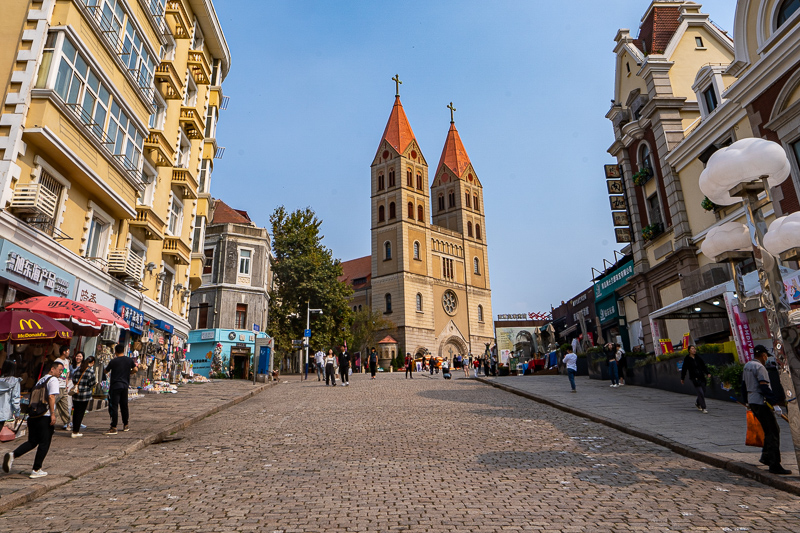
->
[392,74,402,97]
[447,102,456,124]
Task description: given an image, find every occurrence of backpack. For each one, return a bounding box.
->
[28,376,53,418]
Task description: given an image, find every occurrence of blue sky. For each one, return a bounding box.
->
[210,0,736,316]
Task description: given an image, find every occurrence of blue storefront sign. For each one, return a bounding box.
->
[0,239,75,297]
[152,319,174,334]
[114,300,144,334]
[594,261,634,301]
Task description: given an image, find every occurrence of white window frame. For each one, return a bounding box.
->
[149,90,167,130]
[191,21,205,51]
[184,73,198,107]
[176,130,191,168]
[198,159,212,194]
[191,215,206,254]
[473,257,480,275]
[478,305,484,323]
[167,194,184,236]
[413,241,420,260]
[238,247,253,277]
[85,201,114,262]
[159,262,175,308]
[139,159,157,206]
[416,293,423,313]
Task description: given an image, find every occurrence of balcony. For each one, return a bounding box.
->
[9,183,57,219]
[130,205,166,241]
[144,131,175,167]
[165,0,192,39]
[187,50,211,85]
[108,248,145,284]
[154,60,183,100]
[172,168,199,199]
[189,255,204,291]
[163,235,191,265]
[179,107,205,139]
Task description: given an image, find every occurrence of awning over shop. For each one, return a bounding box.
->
[560,324,578,337]
[648,281,733,321]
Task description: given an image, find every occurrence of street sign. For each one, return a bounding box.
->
[304,329,311,337]
[615,227,632,243]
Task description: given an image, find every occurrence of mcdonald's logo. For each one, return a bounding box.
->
[19,319,42,331]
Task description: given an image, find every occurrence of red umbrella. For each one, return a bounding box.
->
[81,301,130,329]
[0,310,73,343]
[7,296,102,330]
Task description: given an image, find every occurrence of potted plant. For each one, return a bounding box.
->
[632,167,652,186]
[701,196,718,212]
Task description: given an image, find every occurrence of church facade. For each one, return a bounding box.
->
[343,90,494,361]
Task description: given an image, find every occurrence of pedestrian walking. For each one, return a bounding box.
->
[3,360,62,478]
[0,359,21,431]
[680,345,710,413]
[741,347,791,474]
[54,345,72,429]
[325,350,337,386]
[473,357,479,378]
[616,346,626,386]
[483,356,490,378]
[314,350,325,381]
[563,346,578,393]
[339,346,351,386]
[430,358,435,375]
[405,352,414,379]
[463,356,470,378]
[104,344,138,435]
[368,347,378,380]
[442,358,451,379]
[491,353,498,377]
[416,357,422,373]
[605,343,619,387]
[69,356,97,438]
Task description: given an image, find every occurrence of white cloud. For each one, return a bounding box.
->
[699,138,790,206]
[764,212,800,255]
[700,221,751,259]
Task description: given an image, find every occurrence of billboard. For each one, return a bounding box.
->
[496,327,538,357]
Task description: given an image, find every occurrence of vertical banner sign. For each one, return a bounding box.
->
[651,320,662,356]
[724,292,754,363]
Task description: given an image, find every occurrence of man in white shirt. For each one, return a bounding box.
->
[563,346,578,393]
[314,350,325,382]
[54,345,72,429]
[571,337,579,355]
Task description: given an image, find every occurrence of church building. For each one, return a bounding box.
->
[341,84,494,360]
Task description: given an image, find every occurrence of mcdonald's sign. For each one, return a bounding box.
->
[19,318,42,331]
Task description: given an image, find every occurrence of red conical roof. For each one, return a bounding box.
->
[380,96,416,154]
[436,123,471,178]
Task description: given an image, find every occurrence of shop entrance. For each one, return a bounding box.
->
[230,347,251,379]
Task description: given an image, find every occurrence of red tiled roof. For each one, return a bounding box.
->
[380,96,416,154]
[338,255,371,288]
[435,122,471,178]
[211,199,254,225]
[378,335,398,344]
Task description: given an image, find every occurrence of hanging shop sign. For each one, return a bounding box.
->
[0,239,75,297]
[594,261,635,301]
[152,319,174,334]
[114,300,144,334]
[596,297,619,325]
[74,279,115,309]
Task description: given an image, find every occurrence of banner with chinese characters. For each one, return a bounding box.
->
[0,239,75,298]
[74,279,115,309]
[114,300,145,334]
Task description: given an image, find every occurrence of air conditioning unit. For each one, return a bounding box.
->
[101,325,120,343]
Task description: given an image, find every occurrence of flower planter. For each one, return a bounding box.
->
[588,356,611,381]
[498,366,510,377]
[624,353,735,401]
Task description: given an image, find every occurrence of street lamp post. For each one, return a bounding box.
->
[306,302,323,380]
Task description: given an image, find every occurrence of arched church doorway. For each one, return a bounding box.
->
[438,336,468,363]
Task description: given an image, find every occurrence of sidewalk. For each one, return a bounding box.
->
[0,380,270,513]
[476,374,800,495]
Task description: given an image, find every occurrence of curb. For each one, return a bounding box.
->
[477,378,800,497]
[0,382,273,514]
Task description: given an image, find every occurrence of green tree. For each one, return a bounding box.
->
[268,206,353,368]
[350,307,393,357]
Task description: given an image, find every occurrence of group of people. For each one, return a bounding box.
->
[1,343,138,479]
[312,345,353,386]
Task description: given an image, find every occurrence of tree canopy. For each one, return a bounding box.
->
[268,206,353,361]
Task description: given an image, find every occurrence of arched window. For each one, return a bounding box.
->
[474,194,479,211]
[378,205,385,222]
[778,0,800,27]
[448,190,455,207]
[407,202,414,219]
[638,143,653,174]
[476,224,482,240]
[358,305,362,311]
[384,241,392,260]
[417,205,423,222]
[406,170,413,187]
[353,306,357,312]
[378,174,385,190]
[467,221,473,237]
[465,192,471,208]
[385,293,392,313]
[473,257,480,274]
[416,293,422,312]
[413,241,420,260]
[389,202,396,219]
[438,195,445,212]
[416,173,422,190]
[388,169,395,187]
[477,304,484,322]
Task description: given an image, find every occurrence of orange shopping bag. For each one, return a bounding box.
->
[746,410,764,447]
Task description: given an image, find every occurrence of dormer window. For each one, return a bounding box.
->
[695,36,705,49]
[703,86,718,113]
[693,65,726,119]
[778,0,800,28]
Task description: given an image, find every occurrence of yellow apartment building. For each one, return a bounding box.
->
[0,0,230,351]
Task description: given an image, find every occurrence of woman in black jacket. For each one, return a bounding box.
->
[680,345,711,413]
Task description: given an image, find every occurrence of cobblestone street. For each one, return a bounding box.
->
[2,374,800,532]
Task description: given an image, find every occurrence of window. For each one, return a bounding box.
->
[378,174,385,190]
[85,217,107,260]
[122,19,156,88]
[385,293,392,313]
[168,195,183,235]
[159,269,173,307]
[38,169,65,224]
[473,257,480,275]
[478,304,484,322]
[378,205,385,222]
[149,91,166,130]
[476,224,482,240]
[417,205,423,222]
[239,249,252,276]
[467,222,473,237]
[639,143,653,174]
[626,62,630,75]
[442,290,457,315]
[235,304,247,329]
[184,74,198,107]
[388,169,395,187]
[384,241,392,260]
[473,195,479,211]
[197,303,209,329]
[191,215,206,253]
[191,23,205,51]
[465,192,471,208]
[647,194,663,226]
[204,105,218,138]
[413,241,420,260]
[416,293,423,312]
[211,58,221,85]
[448,190,455,208]
[203,248,214,275]
[406,170,413,187]
[176,131,191,168]
[695,36,704,48]
[389,202,396,219]
[703,86,718,114]
[416,173,422,190]
[408,202,414,219]
[198,159,211,194]
[438,195,445,212]
[442,257,454,280]
[107,99,144,170]
[358,305,362,312]
[778,0,800,27]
